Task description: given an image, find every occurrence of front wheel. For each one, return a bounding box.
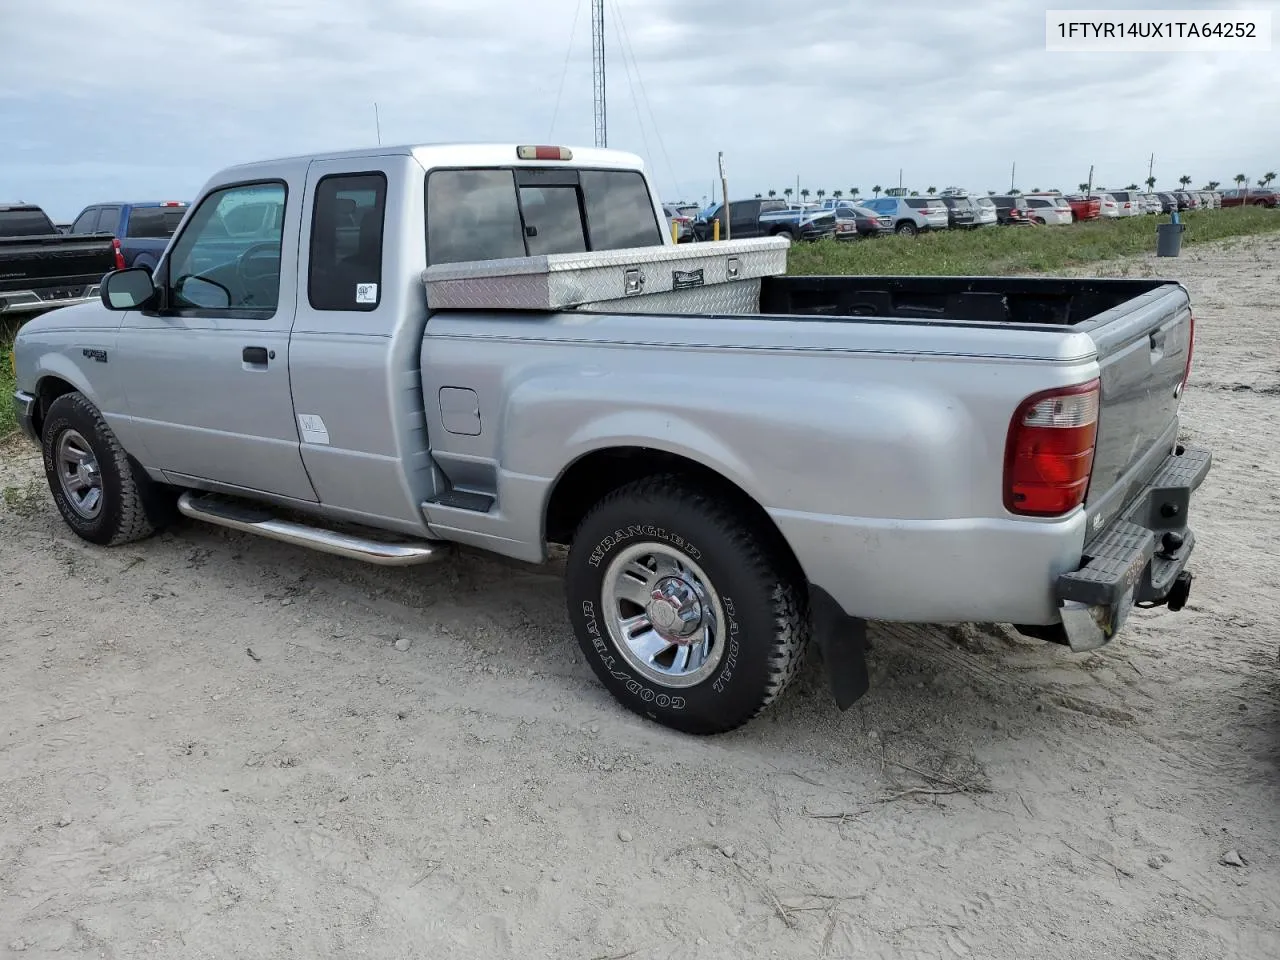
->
[41,392,174,546]
[565,476,807,734]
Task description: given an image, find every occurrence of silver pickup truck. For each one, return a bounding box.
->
[11,142,1210,735]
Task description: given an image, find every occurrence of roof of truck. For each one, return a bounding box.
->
[219,143,647,174]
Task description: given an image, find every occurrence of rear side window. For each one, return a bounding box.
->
[309,172,387,312]
[126,206,187,239]
[904,198,927,209]
[427,167,662,265]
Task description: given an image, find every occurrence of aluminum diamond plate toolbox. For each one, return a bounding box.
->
[421,236,789,313]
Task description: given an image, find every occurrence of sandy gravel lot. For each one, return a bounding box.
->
[2,235,1279,960]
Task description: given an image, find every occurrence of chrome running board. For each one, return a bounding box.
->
[177,492,442,567]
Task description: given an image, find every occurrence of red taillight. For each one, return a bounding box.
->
[112,237,126,271]
[1004,380,1101,516]
[161,201,183,207]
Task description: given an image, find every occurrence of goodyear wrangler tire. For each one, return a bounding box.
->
[565,475,807,735]
[41,392,172,546]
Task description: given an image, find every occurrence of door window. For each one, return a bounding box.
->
[70,208,100,234]
[166,182,287,313]
[96,206,122,235]
[308,173,387,311]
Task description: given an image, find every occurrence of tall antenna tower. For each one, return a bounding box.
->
[591,0,607,147]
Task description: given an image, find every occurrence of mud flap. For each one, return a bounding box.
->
[809,585,870,711]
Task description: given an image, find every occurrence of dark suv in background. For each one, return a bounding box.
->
[989,196,1032,224]
[937,195,977,228]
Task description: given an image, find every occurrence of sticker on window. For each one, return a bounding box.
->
[355,283,378,304]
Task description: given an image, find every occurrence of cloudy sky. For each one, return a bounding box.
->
[1,0,1277,219]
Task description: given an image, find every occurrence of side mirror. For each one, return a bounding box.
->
[100,267,157,311]
[174,275,232,310]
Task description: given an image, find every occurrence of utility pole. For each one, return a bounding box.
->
[1010,162,1016,192]
[1148,152,1155,186]
[591,0,607,148]
[373,103,382,146]
[1087,164,1094,196]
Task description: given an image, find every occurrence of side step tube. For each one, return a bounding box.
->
[177,492,443,567]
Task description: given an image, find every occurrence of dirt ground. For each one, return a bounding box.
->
[2,235,1278,960]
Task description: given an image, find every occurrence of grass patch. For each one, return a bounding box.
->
[0,319,17,441]
[787,207,1280,277]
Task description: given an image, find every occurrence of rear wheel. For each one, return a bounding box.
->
[565,476,807,735]
[895,220,918,236]
[41,392,175,546]
[772,227,799,242]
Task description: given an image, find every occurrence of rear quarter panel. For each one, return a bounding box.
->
[421,311,1101,621]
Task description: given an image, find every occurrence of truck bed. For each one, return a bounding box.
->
[0,232,118,315]
[759,275,1177,328]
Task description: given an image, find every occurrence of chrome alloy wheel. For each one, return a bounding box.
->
[601,542,727,688]
[55,429,103,520]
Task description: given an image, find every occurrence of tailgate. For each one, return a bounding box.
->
[0,234,117,291]
[1084,283,1192,522]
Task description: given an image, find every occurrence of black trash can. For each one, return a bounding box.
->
[1156,222,1184,257]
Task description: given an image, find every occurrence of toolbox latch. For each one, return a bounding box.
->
[623,268,645,296]
[726,257,741,280]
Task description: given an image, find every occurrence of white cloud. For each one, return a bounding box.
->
[1,0,1276,218]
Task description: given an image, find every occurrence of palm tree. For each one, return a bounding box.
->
[1145,176,1157,190]
[872,185,882,198]
[816,189,826,201]
[1207,180,1221,190]
[832,190,843,200]
[1125,183,1139,191]
[754,193,762,199]
[1078,183,1090,192]
[1032,187,1041,193]
[800,188,810,202]
[1178,175,1192,189]
[767,189,777,198]
[1263,171,1276,187]
[926,186,936,195]
[850,187,860,199]
[783,187,793,200]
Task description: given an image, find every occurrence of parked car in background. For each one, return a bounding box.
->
[1173,192,1196,211]
[972,195,998,226]
[662,204,695,243]
[1024,195,1073,225]
[989,195,1032,224]
[1221,188,1277,208]
[1104,191,1142,217]
[1153,192,1179,213]
[861,196,948,235]
[937,195,977,228]
[0,203,121,317]
[1138,194,1162,214]
[830,203,893,239]
[69,201,190,272]
[694,198,836,242]
[1062,195,1101,221]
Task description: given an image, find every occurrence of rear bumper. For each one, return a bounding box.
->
[12,390,39,444]
[0,285,101,316]
[1050,445,1212,652]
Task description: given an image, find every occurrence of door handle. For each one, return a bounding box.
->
[243,346,269,365]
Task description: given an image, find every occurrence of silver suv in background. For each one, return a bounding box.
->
[861,196,949,235]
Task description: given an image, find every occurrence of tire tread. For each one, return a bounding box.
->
[576,473,807,731]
